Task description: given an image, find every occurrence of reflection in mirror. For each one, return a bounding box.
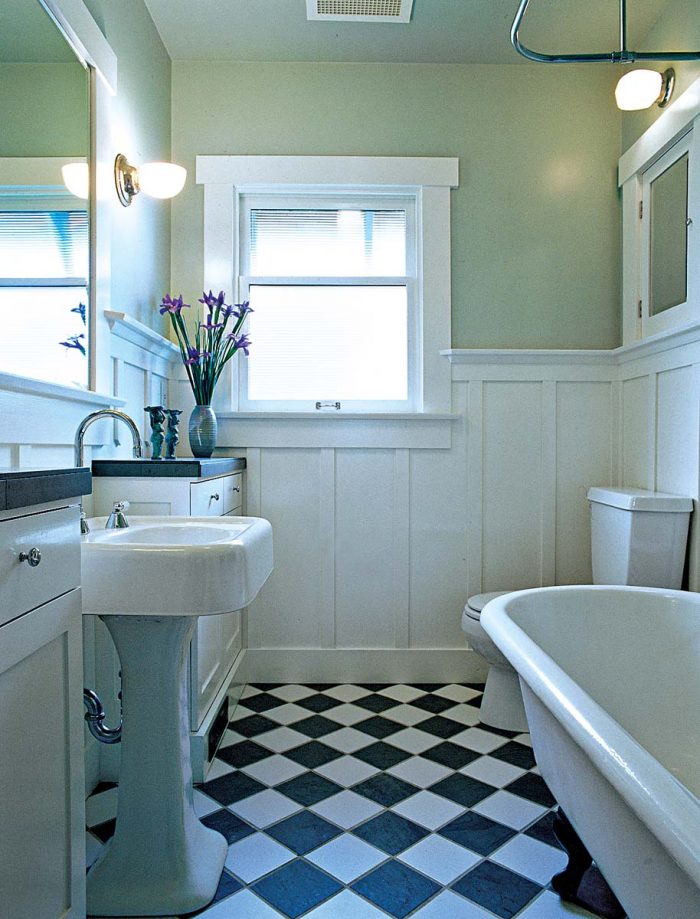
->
[0,0,89,388]
[650,152,689,316]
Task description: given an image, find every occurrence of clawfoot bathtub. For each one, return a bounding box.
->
[481,585,700,919]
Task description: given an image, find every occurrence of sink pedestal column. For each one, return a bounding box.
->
[86,615,227,917]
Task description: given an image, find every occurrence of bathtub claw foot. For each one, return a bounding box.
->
[551,808,593,899]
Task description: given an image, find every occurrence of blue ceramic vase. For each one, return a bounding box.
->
[188,405,217,458]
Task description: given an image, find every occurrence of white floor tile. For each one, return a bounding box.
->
[315,754,379,786]
[307,833,387,883]
[255,726,308,752]
[230,703,256,721]
[310,790,383,828]
[517,889,599,918]
[264,702,311,725]
[228,789,301,827]
[491,833,567,886]
[459,755,526,787]
[240,684,261,699]
[383,704,433,726]
[323,703,371,726]
[205,758,235,781]
[224,832,294,883]
[220,728,246,747]
[322,685,371,703]
[267,684,315,702]
[387,756,452,788]
[472,790,547,830]
[441,704,481,727]
[433,685,482,704]
[241,753,307,785]
[398,834,481,884]
[85,786,118,827]
[193,788,221,818]
[377,684,425,703]
[322,727,375,754]
[304,888,389,918]
[391,791,463,831]
[411,889,495,918]
[387,727,440,754]
[85,831,103,869]
[199,887,286,917]
[516,733,534,747]
[450,727,510,754]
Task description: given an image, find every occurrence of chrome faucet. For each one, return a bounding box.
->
[105,501,130,529]
[74,409,143,468]
[74,410,143,534]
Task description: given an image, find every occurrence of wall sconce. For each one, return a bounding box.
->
[114,154,187,207]
[615,68,675,111]
[62,162,89,199]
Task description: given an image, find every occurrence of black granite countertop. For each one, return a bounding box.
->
[91,457,246,478]
[0,467,91,511]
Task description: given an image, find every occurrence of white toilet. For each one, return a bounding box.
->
[461,486,693,733]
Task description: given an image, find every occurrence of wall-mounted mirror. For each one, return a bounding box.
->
[0,0,90,389]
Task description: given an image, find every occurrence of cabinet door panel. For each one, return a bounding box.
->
[223,474,243,514]
[0,590,85,919]
[190,480,225,516]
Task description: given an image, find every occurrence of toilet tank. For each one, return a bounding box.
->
[587,487,693,588]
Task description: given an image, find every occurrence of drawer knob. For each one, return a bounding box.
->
[233,485,240,493]
[210,493,220,501]
[19,547,42,567]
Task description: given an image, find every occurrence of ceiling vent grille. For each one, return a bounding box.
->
[306,0,414,23]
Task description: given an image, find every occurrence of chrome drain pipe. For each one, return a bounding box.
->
[83,688,122,744]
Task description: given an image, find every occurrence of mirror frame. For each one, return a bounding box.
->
[619,75,700,345]
[37,0,117,394]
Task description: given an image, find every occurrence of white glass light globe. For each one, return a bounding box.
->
[62,162,89,199]
[615,69,663,111]
[138,162,187,199]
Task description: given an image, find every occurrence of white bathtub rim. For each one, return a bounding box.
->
[481,585,700,887]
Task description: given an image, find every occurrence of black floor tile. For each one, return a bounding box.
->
[90,781,117,796]
[303,683,338,691]
[216,740,272,769]
[422,741,481,770]
[439,811,516,856]
[416,715,465,739]
[250,683,281,690]
[200,809,254,845]
[295,693,343,713]
[252,858,341,918]
[238,692,285,713]
[524,810,562,850]
[428,772,495,807]
[285,741,344,769]
[199,771,265,806]
[410,693,457,714]
[89,818,116,843]
[490,741,537,770]
[506,772,556,807]
[354,693,401,714]
[351,773,419,807]
[292,715,340,738]
[352,859,440,918]
[354,715,403,739]
[353,810,429,855]
[266,810,342,854]
[357,683,391,691]
[451,860,541,918]
[276,771,342,806]
[409,683,443,691]
[353,741,412,770]
[230,713,279,737]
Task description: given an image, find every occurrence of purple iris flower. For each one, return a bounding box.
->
[200,320,224,331]
[222,300,254,320]
[198,290,228,312]
[71,302,87,325]
[160,293,189,315]
[184,347,211,365]
[227,332,252,355]
[60,333,86,355]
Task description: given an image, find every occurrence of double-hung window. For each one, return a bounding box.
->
[238,192,417,412]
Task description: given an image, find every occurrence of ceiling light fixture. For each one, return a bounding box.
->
[511,0,699,110]
[114,154,187,207]
[306,0,413,23]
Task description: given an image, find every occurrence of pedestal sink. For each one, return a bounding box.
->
[81,516,273,917]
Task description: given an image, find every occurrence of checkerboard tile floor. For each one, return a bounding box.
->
[86,683,604,919]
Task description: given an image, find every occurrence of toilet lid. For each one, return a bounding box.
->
[465,591,511,620]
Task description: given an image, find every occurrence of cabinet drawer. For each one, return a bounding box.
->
[0,506,80,628]
[223,474,242,514]
[190,480,224,517]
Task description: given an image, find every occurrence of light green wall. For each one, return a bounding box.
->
[622,0,700,151]
[171,61,622,349]
[84,0,172,332]
[0,63,87,156]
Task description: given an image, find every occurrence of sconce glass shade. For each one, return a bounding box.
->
[615,68,674,111]
[138,162,187,199]
[62,162,89,199]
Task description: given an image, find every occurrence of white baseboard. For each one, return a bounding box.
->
[240,648,488,684]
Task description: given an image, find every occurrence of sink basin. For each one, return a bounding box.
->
[82,515,273,616]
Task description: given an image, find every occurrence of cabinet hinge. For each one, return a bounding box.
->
[638,299,643,318]
[639,200,644,219]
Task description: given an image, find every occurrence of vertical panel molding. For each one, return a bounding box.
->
[319,449,336,648]
[466,380,484,595]
[392,449,410,648]
[541,381,557,585]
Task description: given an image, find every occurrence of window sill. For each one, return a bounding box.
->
[216,411,460,450]
[0,371,125,407]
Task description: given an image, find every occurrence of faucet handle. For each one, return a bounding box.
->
[80,506,90,535]
[106,501,130,529]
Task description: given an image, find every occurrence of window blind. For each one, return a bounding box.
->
[0,210,88,280]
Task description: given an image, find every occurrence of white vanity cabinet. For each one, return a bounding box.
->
[92,460,246,779]
[0,501,85,919]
